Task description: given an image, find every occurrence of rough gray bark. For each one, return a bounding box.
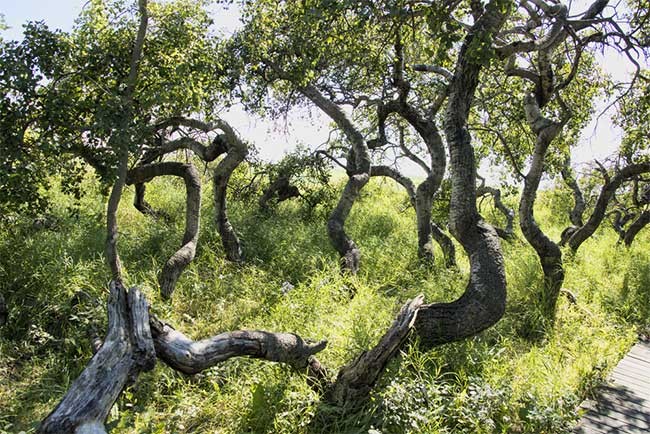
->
[150,317,327,374]
[301,84,371,273]
[327,296,423,406]
[477,185,515,240]
[105,0,149,280]
[39,282,155,434]
[127,162,201,298]
[568,162,650,252]
[213,122,248,262]
[520,94,565,318]
[561,158,585,227]
[413,1,508,349]
[624,210,650,247]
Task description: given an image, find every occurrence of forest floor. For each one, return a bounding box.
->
[0,174,648,433]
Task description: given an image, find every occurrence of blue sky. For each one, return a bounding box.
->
[0,0,639,177]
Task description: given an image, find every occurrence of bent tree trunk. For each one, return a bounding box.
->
[213,124,248,262]
[0,292,6,326]
[520,94,565,319]
[127,162,201,299]
[413,1,508,349]
[301,84,371,273]
[567,162,650,252]
[370,165,456,267]
[624,210,650,247]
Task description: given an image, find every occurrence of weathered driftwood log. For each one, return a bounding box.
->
[127,162,201,298]
[327,295,423,407]
[149,316,327,374]
[39,282,156,434]
[42,281,329,431]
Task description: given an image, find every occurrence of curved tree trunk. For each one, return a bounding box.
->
[413,2,508,349]
[477,185,515,240]
[430,222,457,268]
[624,210,650,247]
[568,162,650,252]
[301,84,371,273]
[127,162,201,298]
[561,158,585,227]
[213,126,248,263]
[520,94,565,319]
[133,182,171,221]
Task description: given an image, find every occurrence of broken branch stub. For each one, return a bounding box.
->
[327,295,424,407]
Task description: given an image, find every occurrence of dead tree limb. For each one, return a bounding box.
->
[39,282,155,434]
[150,317,327,374]
[327,295,424,407]
[127,162,201,298]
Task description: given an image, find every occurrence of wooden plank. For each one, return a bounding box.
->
[581,410,649,434]
[629,344,650,361]
[615,358,650,378]
[609,376,650,398]
[626,352,650,366]
[582,399,650,429]
[611,369,650,388]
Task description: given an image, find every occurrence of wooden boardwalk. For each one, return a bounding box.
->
[574,341,650,433]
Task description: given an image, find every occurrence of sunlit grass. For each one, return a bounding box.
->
[0,174,647,433]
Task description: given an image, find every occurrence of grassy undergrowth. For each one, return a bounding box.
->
[0,174,648,433]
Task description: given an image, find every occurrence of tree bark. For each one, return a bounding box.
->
[133,182,171,221]
[213,122,248,262]
[413,1,508,349]
[430,222,457,268]
[301,84,371,273]
[0,292,6,326]
[477,185,515,240]
[150,317,327,374]
[39,282,156,434]
[624,210,650,247]
[105,0,149,281]
[561,159,585,227]
[568,162,650,252]
[519,94,565,318]
[127,162,201,298]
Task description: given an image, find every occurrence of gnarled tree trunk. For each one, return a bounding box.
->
[624,210,650,247]
[520,94,565,318]
[477,185,515,240]
[568,162,650,252]
[213,124,248,263]
[127,162,201,298]
[301,84,371,274]
[413,1,508,349]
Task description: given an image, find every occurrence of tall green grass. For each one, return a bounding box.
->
[0,173,646,433]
